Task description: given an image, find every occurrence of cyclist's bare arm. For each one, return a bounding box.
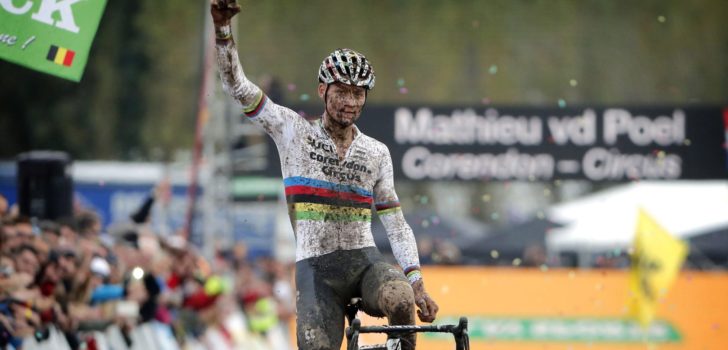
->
[210,0,260,108]
[374,146,439,322]
[211,0,305,144]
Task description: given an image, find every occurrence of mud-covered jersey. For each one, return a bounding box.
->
[215,39,420,274]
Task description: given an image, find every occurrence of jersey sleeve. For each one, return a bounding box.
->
[214,39,306,146]
[373,145,422,283]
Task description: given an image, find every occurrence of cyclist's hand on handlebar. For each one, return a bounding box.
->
[210,0,241,26]
[412,280,438,323]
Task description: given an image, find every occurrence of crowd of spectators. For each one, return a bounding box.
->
[0,190,295,350]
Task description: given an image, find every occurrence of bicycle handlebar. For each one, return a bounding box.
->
[352,317,468,334]
[346,317,470,350]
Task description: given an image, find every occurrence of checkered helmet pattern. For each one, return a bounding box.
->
[318,48,375,90]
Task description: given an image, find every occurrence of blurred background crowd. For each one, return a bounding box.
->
[0,187,295,350]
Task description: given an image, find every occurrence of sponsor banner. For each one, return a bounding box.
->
[427,316,680,342]
[383,106,727,181]
[335,268,728,350]
[424,268,725,349]
[0,0,108,81]
[266,105,728,181]
[0,179,204,245]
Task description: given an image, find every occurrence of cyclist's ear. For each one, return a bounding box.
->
[317,83,327,100]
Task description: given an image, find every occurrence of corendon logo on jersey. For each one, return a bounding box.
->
[308,151,372,171]
[309,152,371,183]
[309,152,340,166]
[322,166,363,182]
[306,136,373,183]
[342,160,371,174]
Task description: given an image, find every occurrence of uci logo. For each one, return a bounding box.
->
[307,136,335,153]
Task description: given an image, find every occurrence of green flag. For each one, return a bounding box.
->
[0,0,108,82]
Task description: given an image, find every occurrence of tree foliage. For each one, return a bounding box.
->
[1,0,726,160]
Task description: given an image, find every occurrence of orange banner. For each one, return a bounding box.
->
[348,267,728,350]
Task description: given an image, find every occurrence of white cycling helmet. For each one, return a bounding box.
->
[318,48,375,90]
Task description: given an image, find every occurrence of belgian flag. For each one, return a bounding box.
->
[46,45,76,67]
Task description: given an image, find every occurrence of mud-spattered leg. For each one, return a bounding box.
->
[296,260,346,350]
[360,262,416,350]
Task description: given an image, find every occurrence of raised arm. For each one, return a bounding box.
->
[210,0,264,111]
[373,146,439,322]
[210,0,308,145]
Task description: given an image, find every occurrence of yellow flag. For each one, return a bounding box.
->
[628,209,688,326]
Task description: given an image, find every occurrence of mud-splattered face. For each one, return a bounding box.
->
[319,82,366,128]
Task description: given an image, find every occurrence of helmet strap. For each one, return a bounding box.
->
[324,84,330,106]
[323,84,331,118]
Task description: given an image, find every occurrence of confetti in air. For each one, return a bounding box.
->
[488,65,498,75]
[512,258,522,266]
[399,87,409,94]
[287,83,297,91]
[490,250,499,259]
[569,79,578,87]
[558,99,567,108]
[300,94,310,101]
[397,78,406,87]
[658,15,666,23]
[419,196,429,205]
